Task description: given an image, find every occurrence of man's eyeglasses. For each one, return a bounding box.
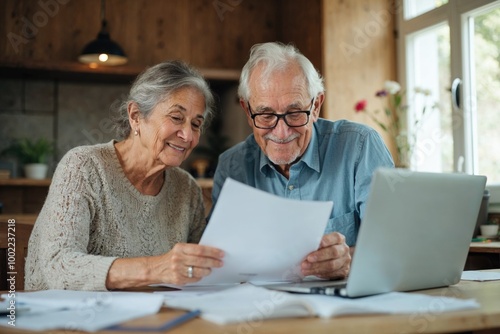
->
[247,98,314,129]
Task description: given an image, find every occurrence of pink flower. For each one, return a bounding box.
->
[352,80,437,168]
[354,99,367,112]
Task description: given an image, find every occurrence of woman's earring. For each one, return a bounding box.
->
[134,129,139,136]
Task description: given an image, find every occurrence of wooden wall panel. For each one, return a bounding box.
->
[1,0,299,70]
[0,0,324,70]
[280,0,323,72]
[188,0,280,69]
[322,0,396,150]
[2,0,102,62]
[106,0,192,66]
[55,1,102,61]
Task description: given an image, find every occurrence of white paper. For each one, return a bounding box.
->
[196,178,333,285]
[166,283,480,325]
[301,291,480,318]
[461,270,500,281]
[0,290,164,331]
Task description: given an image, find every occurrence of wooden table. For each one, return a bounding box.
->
[2,269,500,334]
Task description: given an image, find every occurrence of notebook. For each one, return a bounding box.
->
[265,168,487,298]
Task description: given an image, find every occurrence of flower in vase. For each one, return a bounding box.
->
[354,80,435,168]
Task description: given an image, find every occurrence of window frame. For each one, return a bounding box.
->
[396,0,500,207]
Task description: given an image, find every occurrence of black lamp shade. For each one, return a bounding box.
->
[78,21,127,66]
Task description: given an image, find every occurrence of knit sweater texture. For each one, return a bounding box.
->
[25,140,206,290]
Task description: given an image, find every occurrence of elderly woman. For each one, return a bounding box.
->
[25,60,224,291]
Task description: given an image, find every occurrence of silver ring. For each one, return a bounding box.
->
[187,266,193,278]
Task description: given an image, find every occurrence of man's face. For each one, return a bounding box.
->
[242,63,322,173]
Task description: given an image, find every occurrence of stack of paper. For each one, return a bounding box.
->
[461,270,500,281]
[195,178,334,285]
[0,290,164,331]
[165,283,480,325]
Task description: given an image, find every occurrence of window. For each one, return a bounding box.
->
[470,6,500,183]
[406,24,452,172]
[397,0,500,185]
[398,0,500,212]
[404,0,449,20]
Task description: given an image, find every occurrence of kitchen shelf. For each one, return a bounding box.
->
[0,178,51,187]
[0,60,240,83]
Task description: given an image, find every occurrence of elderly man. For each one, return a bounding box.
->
[211,42,394,280]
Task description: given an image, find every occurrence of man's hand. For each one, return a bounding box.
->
[300,232,351,279]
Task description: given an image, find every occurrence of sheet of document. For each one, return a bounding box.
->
[195,178,333,285]
[0,290,164,331]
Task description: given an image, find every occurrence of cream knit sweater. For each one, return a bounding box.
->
[25,141,206,291]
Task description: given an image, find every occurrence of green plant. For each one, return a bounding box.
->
[1,138,54,164]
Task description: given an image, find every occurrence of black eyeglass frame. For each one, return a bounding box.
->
[247,98,315,129]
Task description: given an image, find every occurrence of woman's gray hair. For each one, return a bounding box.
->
[113,60,215,139]
[238,42,324,102]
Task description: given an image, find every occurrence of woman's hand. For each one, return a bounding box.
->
[106,243,224,289]
[149,243,225,285]
[300,232,351,280]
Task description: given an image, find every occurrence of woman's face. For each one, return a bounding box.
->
[136,87,206,168]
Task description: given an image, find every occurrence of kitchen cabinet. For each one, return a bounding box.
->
[0,178,50,215]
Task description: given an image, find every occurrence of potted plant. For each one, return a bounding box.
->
[1,138,54,179]
[479,220,499,238]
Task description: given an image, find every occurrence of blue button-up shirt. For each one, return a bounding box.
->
[210,119,394,246]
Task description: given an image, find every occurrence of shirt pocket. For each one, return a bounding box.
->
[324,211,358,246]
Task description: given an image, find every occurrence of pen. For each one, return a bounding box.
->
[106,309,201,332]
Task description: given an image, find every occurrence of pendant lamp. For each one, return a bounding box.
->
[78,0,127,66]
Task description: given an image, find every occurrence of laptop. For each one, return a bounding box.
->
[265,168,487,298]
